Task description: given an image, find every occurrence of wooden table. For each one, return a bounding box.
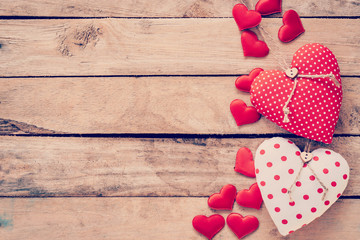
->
[0,0,359,239]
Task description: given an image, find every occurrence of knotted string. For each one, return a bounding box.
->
[282,72,340,123]
[288,140,329,202]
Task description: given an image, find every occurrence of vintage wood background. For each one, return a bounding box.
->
[0,0,359,239]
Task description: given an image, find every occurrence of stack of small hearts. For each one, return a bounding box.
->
[233,1,305,57]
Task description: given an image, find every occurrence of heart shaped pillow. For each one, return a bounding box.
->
[250,43,342,144]
[255,137,349,236]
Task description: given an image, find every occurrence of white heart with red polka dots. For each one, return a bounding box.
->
[255,137,349,236]
[250,43,342,144]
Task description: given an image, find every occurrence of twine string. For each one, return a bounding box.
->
[282,73,339,123]
[288,140,329,202]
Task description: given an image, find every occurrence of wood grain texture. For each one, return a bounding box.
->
[0,77,358,135]
[0,136,358,197]
[0,19,359,76]
[0,197,358,239]
[0,0,359,17]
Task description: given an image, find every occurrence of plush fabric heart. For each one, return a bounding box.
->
[241,30,269,57]
[235,68,264,92]
[233,4,262,30]
[192,214,225,239]
[236,183,263,209]
[278,10,305,42]
[255,0,282,15]
[255,137,349,236]
[227,213,259,239]
[234,147,256,177]
[250,43,342,144]
[230,99,261,126]
[208,184,237,210]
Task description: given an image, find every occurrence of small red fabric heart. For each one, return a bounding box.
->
[235,68,264,92]
[234,147,255,177]
[250,43,342,144]
[236,183,263,210]
[255,0,282,15]
[227,213,259,239]
[233,4,262,30]
[208,184,237,210]
[192,214,225,240]
[241,30,269,57]
[230,99,261,126]
[278,10,305,42]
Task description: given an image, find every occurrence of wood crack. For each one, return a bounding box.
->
[0,118,63,135]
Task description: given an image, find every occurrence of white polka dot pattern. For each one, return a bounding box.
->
[250,43,342,144]
[255,137,349,236]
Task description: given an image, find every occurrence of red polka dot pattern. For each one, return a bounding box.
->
[255,137,349,236]
[281,156,287,161]
[250,43,342,144]
[313,156,319,161]
[274,144,280,149]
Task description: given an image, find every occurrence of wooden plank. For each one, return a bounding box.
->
[0,197,358,239]
[0,19,359,76]
[0,136,358,197]
[0,77,358,135]
[0,0,359,17]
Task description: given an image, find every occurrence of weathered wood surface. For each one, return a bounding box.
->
[0,136,358,197]
[1,0,359,17]
[0,197,358,240]
[0,19,359,77]
[0,77,358,135]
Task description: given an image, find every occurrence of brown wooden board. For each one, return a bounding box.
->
[0,77,358,135]
[0,19,359,76]
[0,197,358,239]
[0,136,358,197]
[0,0,359,17]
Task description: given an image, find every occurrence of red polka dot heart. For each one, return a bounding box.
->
[254,137,349,236]
[250,43,342,144]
